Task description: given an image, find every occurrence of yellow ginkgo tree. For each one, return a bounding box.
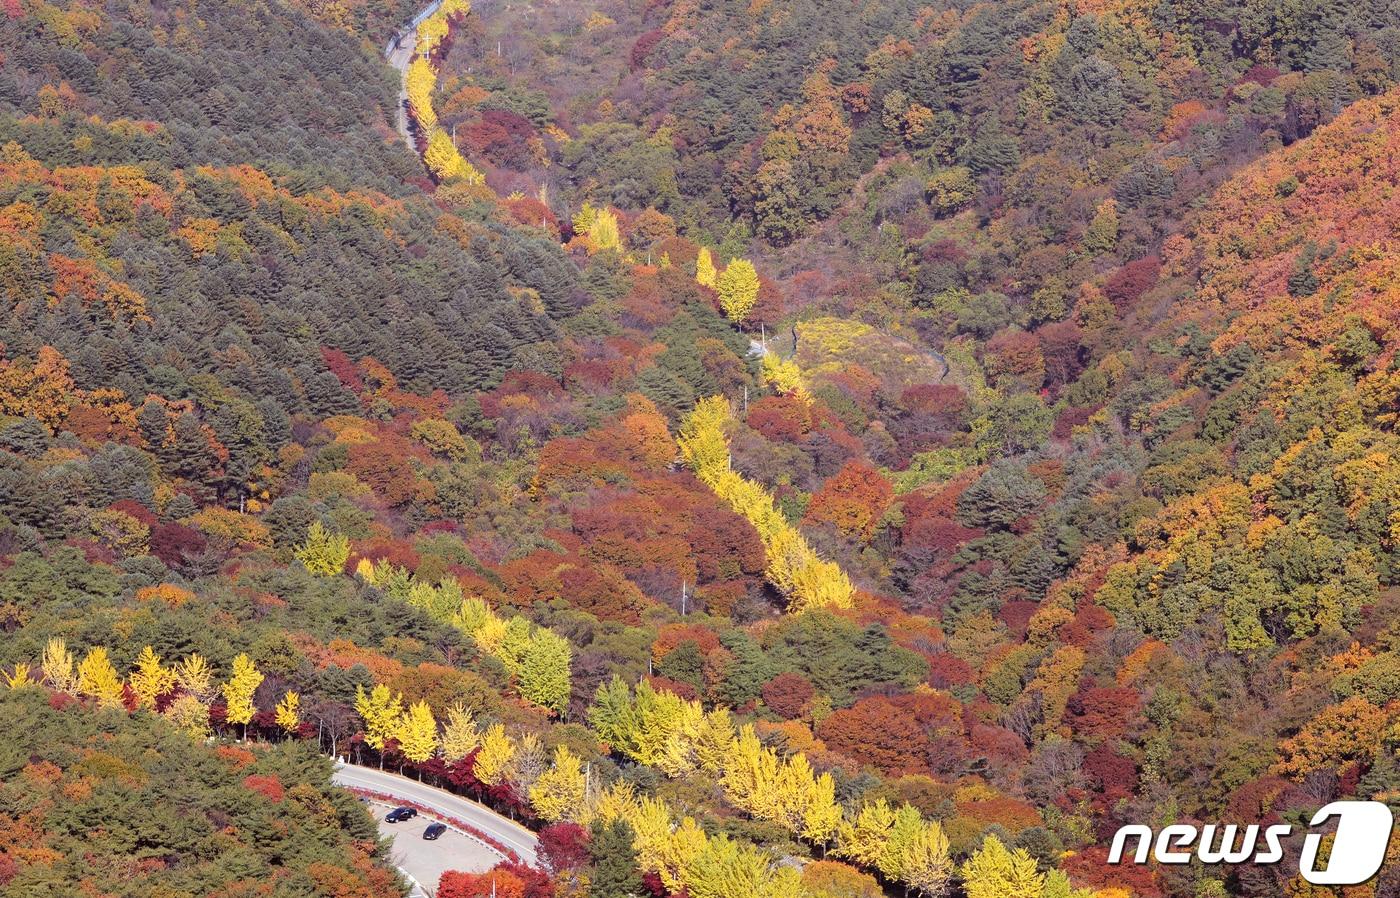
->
[473,723,516,786]
[354,683,404,766]
[295,521,349,576]
[529,745,587,822]
[129,646,176,710]
[221,653,263,740]
[275,690,301,734]
[715,258,760,322]
[397,700,439,765]
[960,834,1044,898]
[3,662,33,690]
[440,703,481,762]
[573,203,622,253]
[41,637,76,694]
[176,653,214,701]
[695,246,717,287]
[76,647,124,709]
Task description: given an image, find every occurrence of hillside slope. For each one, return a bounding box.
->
[2,1,1400,898]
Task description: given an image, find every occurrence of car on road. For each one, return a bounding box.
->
[385,807,418,823]
[423,822,447,840]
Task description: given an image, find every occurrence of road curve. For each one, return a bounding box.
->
[333,763,539,866]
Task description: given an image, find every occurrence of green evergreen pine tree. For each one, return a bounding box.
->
[589,819,645,898]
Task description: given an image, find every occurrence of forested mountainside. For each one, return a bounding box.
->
[2,0,1400,896]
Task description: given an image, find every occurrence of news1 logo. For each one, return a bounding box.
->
[1108,801,1394,885]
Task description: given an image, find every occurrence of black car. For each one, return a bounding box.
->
[423,822,447,841]
[385,807,418,823]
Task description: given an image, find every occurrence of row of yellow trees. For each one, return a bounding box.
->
[4,641,1114,897]
[350,679,586,823]
[292,521,574,716]
[678,396,854,610]
[10,638,296,739]
[42,637,877,897]
[350,675,786,898]
[4,637,590,839]
[584,676,1115,897]
[358,559,574,715]
[6,641,803,895]
[581,676,1106,898]
[404,0,485,184]
[588,677,954,896]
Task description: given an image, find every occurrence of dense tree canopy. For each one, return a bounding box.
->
[4,0,1400,896]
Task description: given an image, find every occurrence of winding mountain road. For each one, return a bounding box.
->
[334,763,540,866]
[384,0,443,149]
[361,4,544,885]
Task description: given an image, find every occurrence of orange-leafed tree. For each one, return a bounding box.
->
[804,460,893,542]
[0,346,73,430]
[438,862,551,898]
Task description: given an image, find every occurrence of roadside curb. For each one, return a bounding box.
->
[358,792,516,866]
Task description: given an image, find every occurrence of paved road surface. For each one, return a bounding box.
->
[385,0,449,148]
[367,799,502,897]
[385,27,420,148]
[333,763,539,866]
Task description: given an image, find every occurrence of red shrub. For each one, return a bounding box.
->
[149,523,206,567]
[921,238,968,266]
[1068,686,1139,742]
[243,773,286,802]
[819,697,921,773]
[899,384,967,420]
[109,499,157,527]
[463,110,538,171]
[1038,320,1086,388]
[350,538,421,573]
[926,653,974,688]
[1063,845,1161,897]
[440,862,552,898]
[646,675,698,702]
[537,822,590,871]
[629,29,664,71]
[1103,256,1161,310]
[687,505,766,581]
[818,695,955,776]
[762,672,815,719]
[321,347,365,393]
[746,395,812,442]
[347,439,420,506]
[999,601,1039,640]
[1084,744,1138,802]
[804,460,893,542]
[1051,405,1095,440]
[984,329,1045,384]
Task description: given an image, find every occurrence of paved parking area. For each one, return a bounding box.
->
[369,801,504,896]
